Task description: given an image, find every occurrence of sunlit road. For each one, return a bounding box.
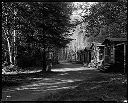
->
[2,62,97,101]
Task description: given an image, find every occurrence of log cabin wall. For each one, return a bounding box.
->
[102,38,127,73]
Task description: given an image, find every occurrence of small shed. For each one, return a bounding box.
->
[77,49,85,63]
[77,47,91,64]
[84,47,92,64]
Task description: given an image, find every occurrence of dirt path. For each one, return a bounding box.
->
[2,62,127,101]
[2,62,83,101]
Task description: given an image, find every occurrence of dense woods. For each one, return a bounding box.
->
[2,2,72,71]
[85,1,127,43]
[2,1,127,71]
[54,1,127,62]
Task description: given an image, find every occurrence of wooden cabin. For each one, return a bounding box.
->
[102,38,127,73]
[77,49,85,63]
[84,47,92,64]
[77,47,91,64]
[90,42,104,63]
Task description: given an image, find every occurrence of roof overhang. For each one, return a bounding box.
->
[102,38,127,45]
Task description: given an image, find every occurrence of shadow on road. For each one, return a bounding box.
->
[2,71,62,88]
[2,61,127,102]
[2,62,87,89]
[52,62,83,69]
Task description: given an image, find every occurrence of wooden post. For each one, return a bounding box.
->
[113,44,115,64]
[124,43,126,74]
[88,51,89,63]
[104,46,106,63]
[97,47,99,62]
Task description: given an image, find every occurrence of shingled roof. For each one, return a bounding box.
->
[106,38,127,42]
[102,38,127,45]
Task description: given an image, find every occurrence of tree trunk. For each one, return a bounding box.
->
[13,9,17,67]
[42,41,47,72]
[42,51,47,72]
[4,16,13,65]
[6,37,13,65]
[13,29,17,66]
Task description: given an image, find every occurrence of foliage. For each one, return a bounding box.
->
[85,0,127,42]
[2,2,72,69]
[16,2,71,48]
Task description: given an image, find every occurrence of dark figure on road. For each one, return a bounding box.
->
[46,59,52,72]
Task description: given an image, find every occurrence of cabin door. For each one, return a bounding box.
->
[115,44,124,70]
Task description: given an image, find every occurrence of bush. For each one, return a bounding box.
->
[17,54,43,68]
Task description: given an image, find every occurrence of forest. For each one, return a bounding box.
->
[2,2,72,72]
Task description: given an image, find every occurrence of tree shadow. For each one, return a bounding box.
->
[2,71,62,89]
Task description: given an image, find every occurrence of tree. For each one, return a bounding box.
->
[85,0,127,43]
[2,2,34,68]
[22,2,72,71]
[2,2,19,67]
[2,2,72,72]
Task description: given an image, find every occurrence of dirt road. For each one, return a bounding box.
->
[2,62,127,102]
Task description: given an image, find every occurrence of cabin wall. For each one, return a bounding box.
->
[103,40,127,73]
[77,50,91,64]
